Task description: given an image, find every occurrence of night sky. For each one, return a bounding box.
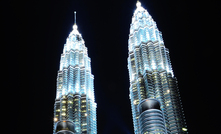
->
[5,0,220,133]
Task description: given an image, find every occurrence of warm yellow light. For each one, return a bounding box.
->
[133,100,137,105]
[167,90,170,93]
[54,117,58,122]
[182,128,187,131]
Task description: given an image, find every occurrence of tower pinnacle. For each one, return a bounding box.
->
[136,1,141,7]
[74,11,76,24]
[72,11,79,33]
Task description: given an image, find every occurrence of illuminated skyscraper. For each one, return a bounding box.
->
[53,12,97,134]
[128,1,187,134]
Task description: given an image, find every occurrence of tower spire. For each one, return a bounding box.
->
[72,11,78,32]
[74,11,76,24]
[136,0,141,7]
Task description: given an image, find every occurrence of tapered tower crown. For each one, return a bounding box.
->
[128,2,187,134]
[53,13,97,134]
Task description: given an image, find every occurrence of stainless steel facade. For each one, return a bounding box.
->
[138,99,167,134]
[53,21,97,134]
[128,1,187,134]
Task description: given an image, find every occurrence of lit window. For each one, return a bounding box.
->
[133,100,137,105]
[82,123,87,126]
[182,128,187,131]
[54,117,58,122]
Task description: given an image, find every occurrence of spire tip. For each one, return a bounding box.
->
[74,11,77,24]
[73,11,78,30]
[136,1,141,7]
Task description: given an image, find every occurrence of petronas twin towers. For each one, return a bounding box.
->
[53,1,187,134]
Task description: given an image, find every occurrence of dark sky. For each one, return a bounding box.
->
[5,0,220,133]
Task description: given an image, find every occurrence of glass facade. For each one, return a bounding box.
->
[128,1,187,134]
[53,22,97,134]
